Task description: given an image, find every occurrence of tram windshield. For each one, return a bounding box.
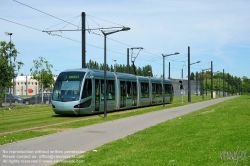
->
[52,72,85,102]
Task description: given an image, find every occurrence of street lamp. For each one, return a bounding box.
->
[5,32,13,105]
[112,59,117,72]
[195,71,199,96]
[210,61,213,98]
[162,52,179,106]
[101,27,130,118]
[190,61,200,65]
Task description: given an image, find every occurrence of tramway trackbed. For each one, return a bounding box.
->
[0,96,238,166]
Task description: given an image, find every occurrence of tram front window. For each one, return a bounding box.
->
[52,72,85,102]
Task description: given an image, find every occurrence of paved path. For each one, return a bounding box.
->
[0,96,238,165]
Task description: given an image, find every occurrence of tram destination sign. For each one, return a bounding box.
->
[68,75,80,79]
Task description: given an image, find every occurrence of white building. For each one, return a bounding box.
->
[13,76,57,96]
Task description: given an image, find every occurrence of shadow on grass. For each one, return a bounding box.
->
[51,113,103,118]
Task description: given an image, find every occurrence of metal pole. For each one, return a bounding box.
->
[188,46,191,102]
[227,73,229,96]
[199,72,203,96]
[113,59,117,72]
[223,69,225,96]
[211,61,213,98]
[219,75,220,97]
[202,70,204,100]
[104,34,107,118]
[196,72,198,96]
[127,48,129,73]
[182,69,183,80]
[12,35,15,95]
[26,76,28,96]
[206,72,207,96]
[9,34,12,105]
[162,56,165,106]
[168,62,170,79]
[182,69,183,104]
[82,12,86,68]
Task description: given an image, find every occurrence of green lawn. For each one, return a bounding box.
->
[55,95,250,166]
[0,95,225,145]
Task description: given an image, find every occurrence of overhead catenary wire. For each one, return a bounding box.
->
[1,15,193,72]
[13,0,80,28]
[12,0,167,62]
[0,17,125,56]
[87,14,124,27]
[5,1,195,75]
[0,17,42,32]
[44,15,81,31]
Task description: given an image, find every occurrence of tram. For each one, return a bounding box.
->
[51,68,174,115]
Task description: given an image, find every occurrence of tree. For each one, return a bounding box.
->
[30,57,54,103]
[0,41,23,107]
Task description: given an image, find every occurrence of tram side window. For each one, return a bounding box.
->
[132,82,137,106]
[107,80,115,100]
[152,83,156,96]
[141,82,149,98]
[101,80,104,100]
[127,82,132,99]
[132,82,137,96]
[82,79,92,99]
[53,82,61,100]
[100,80,115,100]
[156,84,162,97]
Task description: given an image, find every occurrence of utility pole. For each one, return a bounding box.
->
[188,46,191,102]
[26,76,28,96]
[202,70,204,100]
[82,12,86,68]
[211,61,213,98]
[127,48,129,73]
[168,62,170,79]
[227,73,229,95]
[196,72,198,96]
[131,47,143,75]
[223,69,225,96]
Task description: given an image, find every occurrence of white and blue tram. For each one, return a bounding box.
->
[51,68,174,115]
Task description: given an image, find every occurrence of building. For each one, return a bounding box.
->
[12,76,57,96]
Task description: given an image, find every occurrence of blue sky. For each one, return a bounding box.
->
[1,0,250,79]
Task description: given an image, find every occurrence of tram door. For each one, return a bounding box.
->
[120,81,126,108]
[94,79,100,111]
[152,83,156,104]
[132,82,137,106]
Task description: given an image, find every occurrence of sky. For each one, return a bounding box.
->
[1,0,250,79]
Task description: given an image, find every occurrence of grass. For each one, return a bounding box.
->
[0,95,222,145]
[55,95,250,166]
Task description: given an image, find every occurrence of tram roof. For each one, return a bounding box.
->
[61,68,172,84]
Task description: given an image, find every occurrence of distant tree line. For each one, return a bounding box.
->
[190,71,250,95]
[86,60,153,77]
